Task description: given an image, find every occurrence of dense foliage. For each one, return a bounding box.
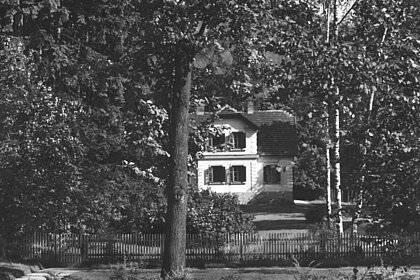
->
[257,0,420,226]
[187,188,254,234]
[0,0,260,243]
[0,0,419,254]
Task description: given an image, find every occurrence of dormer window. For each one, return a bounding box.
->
[209,134,225,148]
[230,132,246,149]
[208,131,246,151]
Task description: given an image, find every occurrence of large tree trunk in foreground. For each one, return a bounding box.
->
[161,40,193,278]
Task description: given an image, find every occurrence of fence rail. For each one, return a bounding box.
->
[6,232,420,266]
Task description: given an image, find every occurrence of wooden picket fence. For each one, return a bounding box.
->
[7,231,420,266]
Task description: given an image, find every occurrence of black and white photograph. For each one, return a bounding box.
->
[0,0,419,279]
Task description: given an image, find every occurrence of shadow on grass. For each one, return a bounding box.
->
[253,220,309,230]
[234,268,297,275]
[240,204,318,215]
[242,202,356,231]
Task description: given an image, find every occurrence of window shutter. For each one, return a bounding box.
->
[239,132,246,149]
[239,165,246,182]
[226,133,233,147]
[205,167,211,184]
[227,166,231,184]
[276,167,281,183]
[220,134,226,145]
[206,138,212,150]
[263,166,268,183]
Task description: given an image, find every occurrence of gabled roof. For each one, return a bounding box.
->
[216,105,259,129]
[191,107,298,156]
[216,104,238,113]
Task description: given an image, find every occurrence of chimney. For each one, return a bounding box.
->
[196,100,205,115]
[246,99,255,114]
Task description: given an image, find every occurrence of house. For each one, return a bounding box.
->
[191,102,298,204]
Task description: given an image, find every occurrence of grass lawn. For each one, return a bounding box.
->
[241,201,356,232]
[61,266,420,280]
[61,267,347,280]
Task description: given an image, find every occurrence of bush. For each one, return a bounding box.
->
[305,207,326,224]
[108,186,254,235]
[187,188,254,234]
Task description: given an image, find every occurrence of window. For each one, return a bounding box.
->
[230,132,246,149]
[263,165,281,184]
[230,165,246,184]
[208,131,246,151]
[209,134,225,148]
[205,166,247,185]
[206,166,226,184]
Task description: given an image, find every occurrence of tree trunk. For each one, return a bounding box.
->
[351,191,363,236]
[331,101,343,234]
[161,40,193,278]
[351,87,376,235]
[326,141,332,229]
[327,0,343,235]
[324,2,332,230]
[324,105,333,229]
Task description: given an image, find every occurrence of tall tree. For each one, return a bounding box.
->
[260,0,347,232]
[152,1,276,276]
[162,39,193,276]
[327,0,345,234]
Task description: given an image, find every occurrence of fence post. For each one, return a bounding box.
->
[80,234,88,263]
[160,234,164,260]
[239,233,243,261]
[54,234,58,264]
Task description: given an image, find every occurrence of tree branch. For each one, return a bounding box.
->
[380,27,388,46]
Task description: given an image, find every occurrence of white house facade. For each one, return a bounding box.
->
[192,104,298,204]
